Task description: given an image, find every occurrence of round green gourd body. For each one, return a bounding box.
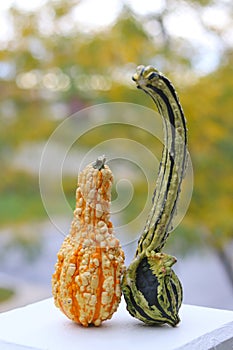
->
[122,251,182,326]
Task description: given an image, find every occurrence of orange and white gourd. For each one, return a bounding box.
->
[52,156,125,326]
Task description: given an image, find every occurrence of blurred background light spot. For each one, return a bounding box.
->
[72,0,122,31]
[16,71,39,89]
[202,4,232,30]
[126,0,165,15]
[42,69,71,91]
[75,74,112,91]
[0,62,15,80]
[8,0,47,12]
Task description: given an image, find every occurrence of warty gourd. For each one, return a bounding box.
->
[52,156,125,327]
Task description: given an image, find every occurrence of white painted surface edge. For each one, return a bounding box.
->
[0,298,232,350]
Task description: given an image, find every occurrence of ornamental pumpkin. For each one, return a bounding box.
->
[52,156,125,327]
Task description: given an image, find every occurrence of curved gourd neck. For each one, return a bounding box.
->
[136,74,187,255]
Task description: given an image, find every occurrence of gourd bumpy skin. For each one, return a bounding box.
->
[122,65,188,326]
[52,157,125,327]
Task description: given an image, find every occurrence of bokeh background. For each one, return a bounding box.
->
[0,0,232,311]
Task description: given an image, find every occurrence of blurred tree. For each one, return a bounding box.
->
[182,59,233,246]
[178,59,233,283]
[0,0,232,282]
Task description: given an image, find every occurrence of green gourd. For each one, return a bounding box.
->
[122,65,188,326]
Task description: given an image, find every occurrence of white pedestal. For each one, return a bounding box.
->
[0,298,232,350]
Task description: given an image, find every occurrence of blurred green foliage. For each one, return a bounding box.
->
[0,287,15,303]
[0,169,44,225]
[0,0,232,256]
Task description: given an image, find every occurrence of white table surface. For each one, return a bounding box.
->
[0,298,232,350]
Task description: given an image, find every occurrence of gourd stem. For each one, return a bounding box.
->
[92,155,106,170]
